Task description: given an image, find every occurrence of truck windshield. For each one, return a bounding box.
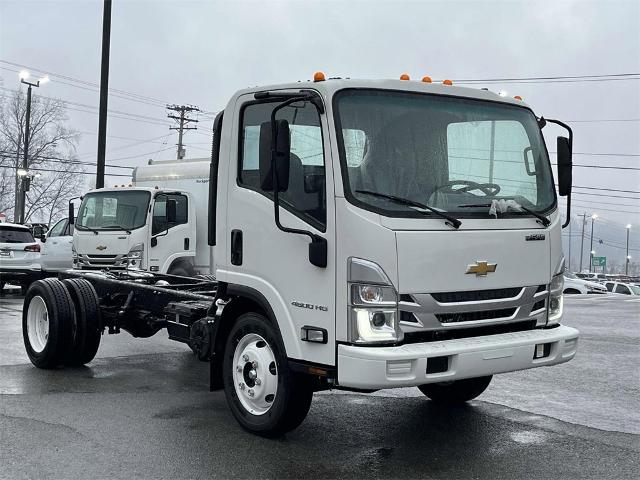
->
[76,190,151,231]
[334,89,556,218]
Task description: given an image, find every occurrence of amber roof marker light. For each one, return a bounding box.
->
[421,76,432,83]
[400,73,410,81]
[514,95,523,101]
[442,79,453,86]
[313,71,326,82]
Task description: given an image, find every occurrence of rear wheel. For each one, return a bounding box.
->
[22,278,75,369]
[418,376,492,404]
[62,278,102,366]
[223,313,313,437]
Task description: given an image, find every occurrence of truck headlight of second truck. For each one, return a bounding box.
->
[126,243,144,269]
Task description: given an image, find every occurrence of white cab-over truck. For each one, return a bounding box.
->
[71,159,210,276]
[22,76,578,436]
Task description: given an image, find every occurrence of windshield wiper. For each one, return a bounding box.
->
[102,225,132,234]
[356,190,462,229]
[75,225,100,235]
[458,203,551,227]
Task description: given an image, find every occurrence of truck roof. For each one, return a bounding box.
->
[233,77,530,108]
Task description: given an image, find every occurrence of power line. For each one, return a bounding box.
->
[0,165,130,177]
[573,185,640,195]
[0,150,134,170]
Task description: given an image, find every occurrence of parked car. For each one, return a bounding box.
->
[39,217,74,273]
[0,222,41,293]
[604,281,640,296]
[563,272,608,294]
[577,272,607,283]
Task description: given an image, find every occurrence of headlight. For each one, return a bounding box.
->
[548,271,564,325]
[348,258,402,344]
[127,243,144,269]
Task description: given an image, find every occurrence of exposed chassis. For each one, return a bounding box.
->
[59,269,218,341]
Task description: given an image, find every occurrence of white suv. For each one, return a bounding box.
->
[0,223,41,293]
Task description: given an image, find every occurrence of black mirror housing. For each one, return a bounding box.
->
[166,198,177,223]
[556,136,572,197]
[68,202,75,224]
[259,119,290,192]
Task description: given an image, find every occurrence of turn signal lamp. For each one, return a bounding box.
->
[313,71,326,82]
[421,76,432,83]
[514,95,523,100]
[400,73,410,81]
[443,79,453,86]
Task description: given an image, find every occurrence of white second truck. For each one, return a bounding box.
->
[72,158,210,276]
[23,75,578,436]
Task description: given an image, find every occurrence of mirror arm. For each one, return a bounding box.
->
[543,118,573,228]
[269,96,327,268]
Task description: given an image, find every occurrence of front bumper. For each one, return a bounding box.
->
[337,325,578,389]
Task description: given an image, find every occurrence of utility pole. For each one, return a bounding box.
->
[589,214,598,273]
[96,0,112,189]
[626,224,632,275]
[167,105,200,159]
[579,213,587,273]
[16,71,47,223]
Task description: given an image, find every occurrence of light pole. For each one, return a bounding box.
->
[16,70,48,224]
[589,213,598,273]
[626,224,632,275]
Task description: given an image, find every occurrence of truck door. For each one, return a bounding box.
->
[41,218,73,272]
[150,192,193,274]
[224,95,335,366]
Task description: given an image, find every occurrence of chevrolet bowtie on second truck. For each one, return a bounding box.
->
[21,75,579,436]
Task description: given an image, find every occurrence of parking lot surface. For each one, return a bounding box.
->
[1,289,638,479]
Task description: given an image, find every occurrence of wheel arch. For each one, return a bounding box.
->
[165,256,196,276]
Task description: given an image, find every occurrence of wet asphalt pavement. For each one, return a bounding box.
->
[1,288,638,479]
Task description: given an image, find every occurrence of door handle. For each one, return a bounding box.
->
[231,230,243,266]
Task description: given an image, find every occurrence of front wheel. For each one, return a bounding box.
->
[222,312,313,437]
[418,375,492,404]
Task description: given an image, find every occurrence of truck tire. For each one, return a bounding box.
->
[22,278,75,369]
[418,375,492,404]
[62,278,102,366]
[222,312,313,437]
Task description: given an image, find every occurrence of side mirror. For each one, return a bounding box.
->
[556,136,572,197]
[40,235,46,243]
[68,202,75,224]
[166,198,177,223]
[259,119,290,192]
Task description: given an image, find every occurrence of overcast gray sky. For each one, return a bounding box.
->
[1,0,639,245]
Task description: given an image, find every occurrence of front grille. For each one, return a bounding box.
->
[403,320,537,343]
[400,311,420,323]
[532,299,546,312]
[86,254,118,259]
[431,287,522,303]
[436,307,516,323]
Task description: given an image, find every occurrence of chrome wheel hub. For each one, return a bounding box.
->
[232,333,278,415]
[27,295,49,353]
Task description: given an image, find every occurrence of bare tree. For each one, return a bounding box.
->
[0,88,84,224]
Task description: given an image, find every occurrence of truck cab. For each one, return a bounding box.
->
[72,187,198,275]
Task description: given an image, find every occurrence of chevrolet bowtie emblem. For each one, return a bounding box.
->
[96,245,107,251]
[466,261,497,276]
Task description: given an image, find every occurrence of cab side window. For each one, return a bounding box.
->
[152,194,188,235]
[48,219,67,237]
[239,100,326,231]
